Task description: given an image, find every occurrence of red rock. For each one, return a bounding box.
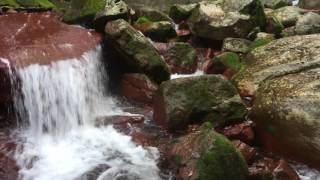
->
[120,73,158,103]
[233,140,257,163]
[223,122,255,144]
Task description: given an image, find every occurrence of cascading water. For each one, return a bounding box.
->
[11,46,160,180]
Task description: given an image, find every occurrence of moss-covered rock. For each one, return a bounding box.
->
[0,0,56,9]
[134,21,177,42]
[169,123,249,180]
[233,34,320,167]
[212,52,244,74]
[163,42,197,73]
[133,7,172,22]
[63,0,107,24]
[154,75,246,131]
[222,38,252,54]
[0,0,20,8]
[169,3,197,23]
[105,19,170,83]
[94,0,130,32]
[187,0,266,40]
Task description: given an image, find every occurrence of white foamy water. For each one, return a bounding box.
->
[11,46,160,180]
[292,164,320,180]
[170,70,204,79]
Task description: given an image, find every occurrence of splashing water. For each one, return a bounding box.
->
[12,46,160,180]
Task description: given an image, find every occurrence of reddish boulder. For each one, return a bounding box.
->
[233,140,257,163]
[120,73,158,103]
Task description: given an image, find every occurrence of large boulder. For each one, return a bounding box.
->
[154,75,246,131]
[133,21,177,42]
[267,6,302,27]
[187,0,266,40]
[234,34,320,168]
[168,123,249,180]
[169,3,197,23]
[105,19,170,83]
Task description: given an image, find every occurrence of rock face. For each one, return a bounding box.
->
[234,34,320,168]
[105,19,171,83]
[169,123,248,180]
[187,0,266,40]
[154,75,246,131]
[0,12,101,126]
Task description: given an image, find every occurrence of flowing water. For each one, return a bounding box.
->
[10,46,160,180]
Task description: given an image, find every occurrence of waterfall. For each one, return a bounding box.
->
[11,46,160,180]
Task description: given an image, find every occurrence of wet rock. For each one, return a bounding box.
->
[120,73,158,103]
[153,75,246,131]
[133,21,177,42]
[169,3,197,23]
[223,122,255,144]
[222,38,252,54]
[232,140,257,163]
[299,0,320,9]
[234,34,320,168]
[94,0,131,32]
[187,0,266,40]
[130,131,151,146]
[95,115,145,126]
[294,12,320,35]
[260,0,292,9]
[134,7,172,22]
[105,19,171,83]
[154,42,197,74]
[168,123,249,180]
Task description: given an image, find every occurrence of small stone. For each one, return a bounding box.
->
[222,38,252,54]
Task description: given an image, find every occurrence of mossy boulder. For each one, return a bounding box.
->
[267,6,302,27]
[62,0,107,24]
[105,19,170,83]
[233,34,320,167]
[133,7,172,22]
[187,0,266,40]
[169,3,197,23]
[260,0,292,9]
[222,38,252,54]
[169,123,249,180]
[162,42,197,74]
[154,75,246,131]
[0,0,56,9]
[94,0,130,32]
[211,52,244,75]
[134,21,177,42]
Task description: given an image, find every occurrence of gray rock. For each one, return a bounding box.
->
[169,3,197,23]
[234,34,320,167]
[295,12,320,35]
[255,32,275,41]
[268,6,302,27]
[260,0,292,9]
[222,38,252,54]
[187,0,266,40]
[134,7,172,22]
[299,0,320,9]
[134,21,177,42]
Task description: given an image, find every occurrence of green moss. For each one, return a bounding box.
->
[197,134,248,180]
[0,0,20,8]
[136,16,152,24]
[17,0,56,8]
[249,39,272,52]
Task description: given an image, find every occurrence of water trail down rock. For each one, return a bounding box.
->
[12,46,160,180]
